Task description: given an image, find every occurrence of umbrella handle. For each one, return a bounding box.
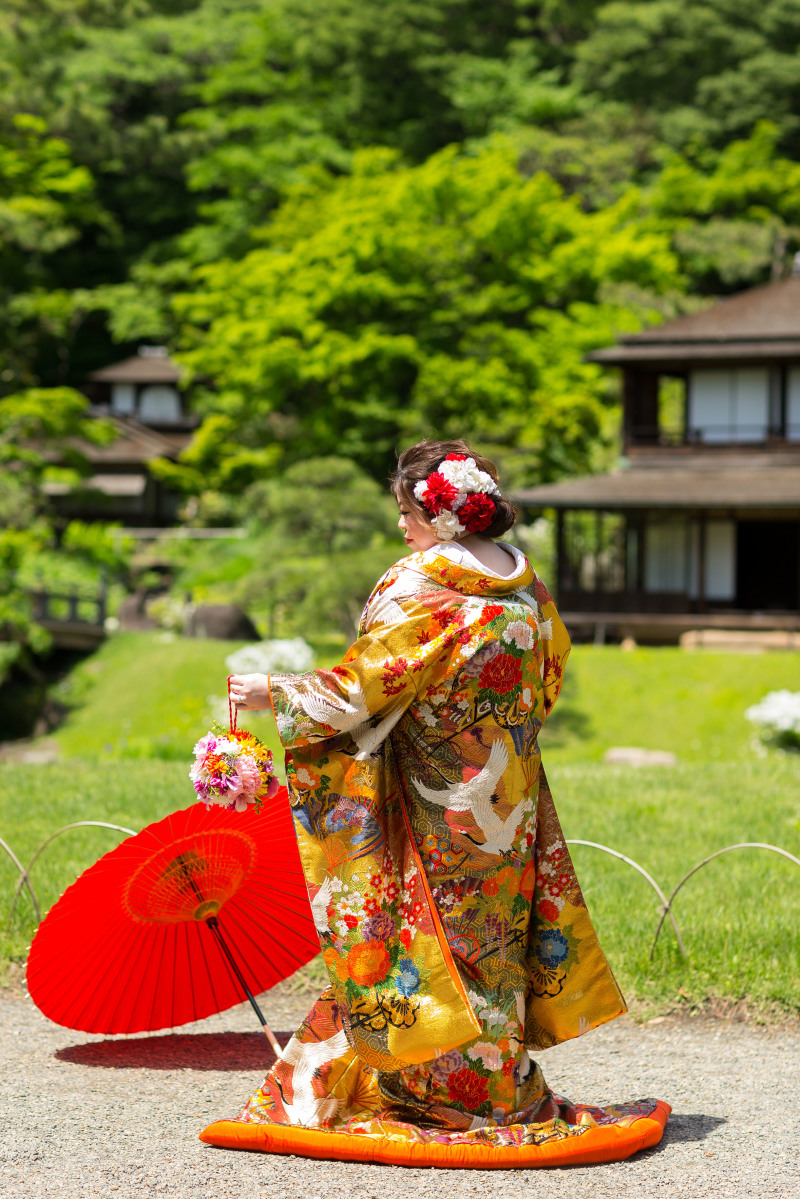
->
[227,676,238,734]
[205,916,282,1059]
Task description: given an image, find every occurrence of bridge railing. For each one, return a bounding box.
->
[28,587,107,628]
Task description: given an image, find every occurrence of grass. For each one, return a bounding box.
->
[2,633,800,1019]
[540,644,800,763]
[0,761,186,968]
[43,630,336,767]
[550,758,800,1019]
[46,635,800,767]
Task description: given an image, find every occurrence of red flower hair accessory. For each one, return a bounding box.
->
[413,455,499,540]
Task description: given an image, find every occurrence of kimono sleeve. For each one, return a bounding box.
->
[267,606,442,750]
[535,578,572,719]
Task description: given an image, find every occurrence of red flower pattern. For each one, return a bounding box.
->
[479,604,504,626]
[479,652,523,695]
[432,608,460,630]
[543,655,563,685]
[532,575,554,605]
[538,899,559,923]
[447,1068,490,1108]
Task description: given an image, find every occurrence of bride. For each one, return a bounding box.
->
[205,438,669,1167]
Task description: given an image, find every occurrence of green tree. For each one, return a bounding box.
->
[651,124,800,292]
[0,115,107,388]
[575,0,800,153]
[238,456,401,638]
[173,143,678,485]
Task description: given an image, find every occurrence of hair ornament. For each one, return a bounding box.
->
[413,454,499,540]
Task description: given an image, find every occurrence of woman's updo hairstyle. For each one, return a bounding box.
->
[390,439,517,540]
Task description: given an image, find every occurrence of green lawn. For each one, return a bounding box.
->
[549,757,800,1018]
[45,631,297,766]
[2,633,800,1018]
[45,633,800,767]
[540,644,800,763]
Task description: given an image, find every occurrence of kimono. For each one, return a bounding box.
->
[201,544,669,1167]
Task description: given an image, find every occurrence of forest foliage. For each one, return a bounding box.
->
[4,0,800,481]
[4,0,800,651]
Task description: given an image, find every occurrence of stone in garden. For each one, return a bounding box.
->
[603,747,677,766]
[118,593,159,630]
[184,604,259,641]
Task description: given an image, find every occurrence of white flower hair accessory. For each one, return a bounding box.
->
[413,454,500,541]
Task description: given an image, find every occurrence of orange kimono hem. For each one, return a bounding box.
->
[199,1101,671,1168]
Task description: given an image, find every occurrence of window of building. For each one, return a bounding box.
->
[787,367,800,441]
[688,368,769,443]
[138,384,181,424]
[111,383,136,415]
[645,520,687,593]
[687,521,736,600]
[657,376,686,444]
[563,511,625,593]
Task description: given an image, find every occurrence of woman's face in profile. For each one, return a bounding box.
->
[397,503,438,553]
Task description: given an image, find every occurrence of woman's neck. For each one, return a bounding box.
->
[448,535,518,578]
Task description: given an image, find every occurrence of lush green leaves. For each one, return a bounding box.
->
[575,0,800,151]
[238,456,401,637]
[173,143,678,483]
[2,0,800,532]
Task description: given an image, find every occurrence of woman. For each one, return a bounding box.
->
[202,440,669,1167]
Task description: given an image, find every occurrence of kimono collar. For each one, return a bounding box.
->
[408,542,534,597]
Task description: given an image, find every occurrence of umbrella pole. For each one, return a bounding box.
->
[205,916,283,1059]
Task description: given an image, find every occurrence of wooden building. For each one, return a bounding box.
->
[47,346,198,527]
[516,277,800,641]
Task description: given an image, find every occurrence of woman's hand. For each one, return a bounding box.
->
[228,673,271,711]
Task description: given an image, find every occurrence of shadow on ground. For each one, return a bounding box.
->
[55,1030,287,1071]
[641,1112,727,1157]
[662,1112,727,1144]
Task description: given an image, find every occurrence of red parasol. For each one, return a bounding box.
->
[26,791,319,1051]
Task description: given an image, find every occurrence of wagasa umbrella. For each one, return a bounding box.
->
[26,790,319,1055]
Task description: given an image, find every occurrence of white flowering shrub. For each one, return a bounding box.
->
[147,594,191,632]
[745,690,800,751]
[225,637,315,675]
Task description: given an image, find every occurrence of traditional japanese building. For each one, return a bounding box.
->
[47,346,198,526]
[516,276,800,642]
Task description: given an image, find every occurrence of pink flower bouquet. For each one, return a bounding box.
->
[190,727,280,812]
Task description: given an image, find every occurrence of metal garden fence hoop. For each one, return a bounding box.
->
[566,839,687,958]
[0,836,40,924]
[5,825,798,968]
[649,842,800,959]
[8,822,135,925]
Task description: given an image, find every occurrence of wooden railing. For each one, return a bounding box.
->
[25,587,108,648]
[29,588,107,628]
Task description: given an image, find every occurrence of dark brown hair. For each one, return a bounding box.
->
[390,439,517,540]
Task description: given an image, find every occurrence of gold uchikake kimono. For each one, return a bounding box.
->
[201,545,669,1167]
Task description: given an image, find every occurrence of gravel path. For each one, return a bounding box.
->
[2,982,799,1199]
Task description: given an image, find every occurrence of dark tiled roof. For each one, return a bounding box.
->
[44,417,191,467]
[88,354,183,383]
[588,277,800,365]
[515,466,800,509]
[589,338,800,365]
